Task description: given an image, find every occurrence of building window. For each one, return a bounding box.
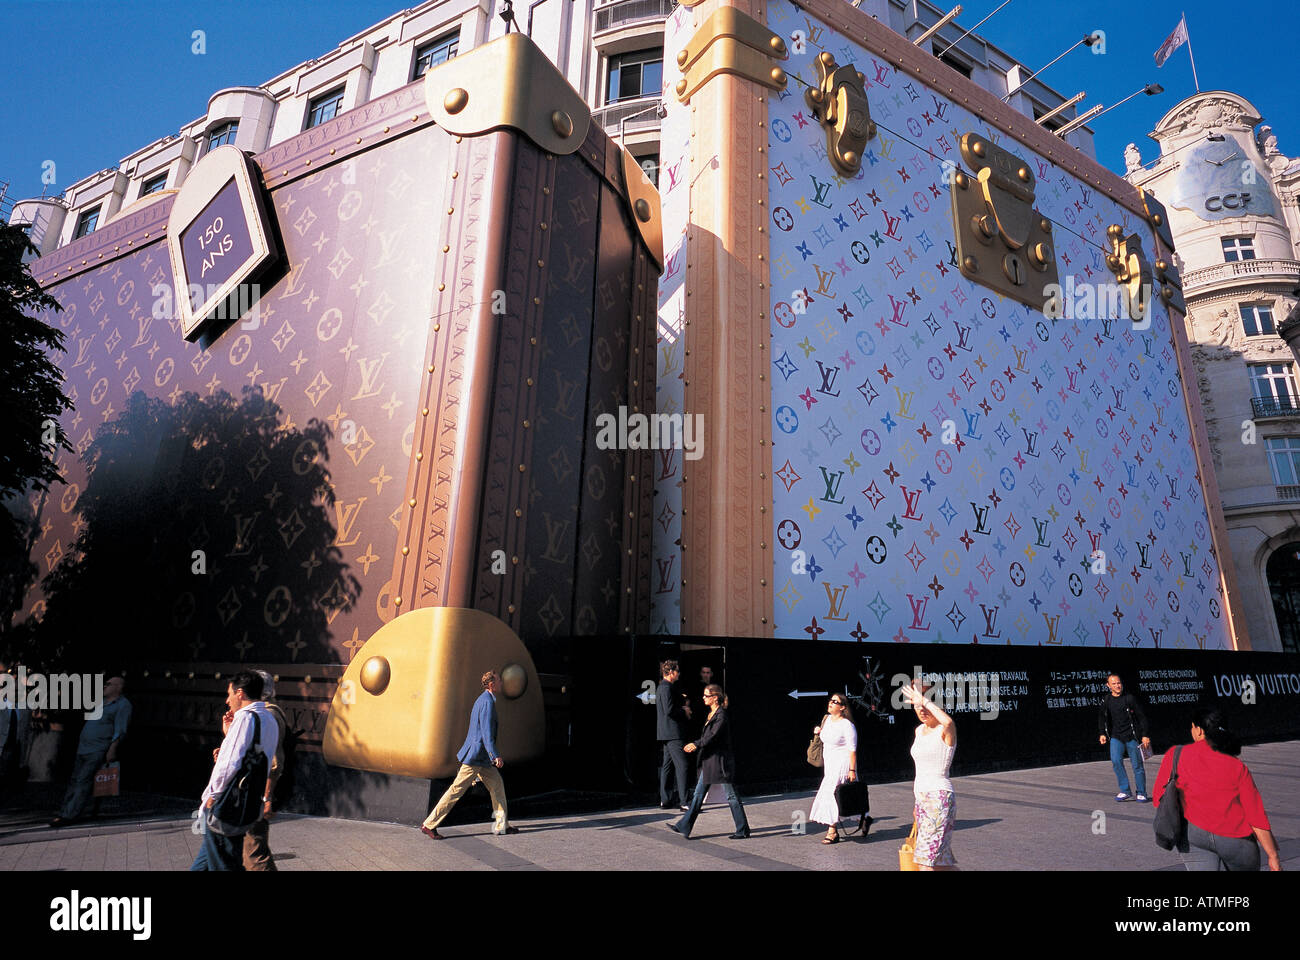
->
[412,32,459,80]
[933,44,973,79]
[1222,236,1256,262]
[1248,361,1289,403]
[141,173,168,196]
[1241,303,1276,337]
[306,88,345,128]
[73,207,100,239]
[206,121,239,153]
[1267,437,1300,486]
[606,49,663,104]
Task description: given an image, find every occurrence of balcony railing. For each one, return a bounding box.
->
[1252,395,1300,418]
[591,97,663,137]
[1278,485,1300,501]
[594,0,676,34]
[1182,258,1300,293]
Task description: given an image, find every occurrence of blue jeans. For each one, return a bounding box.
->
[1178,823,1261,871]
[673,778,749,837]
[59,753,103,820]
[190,813,245,871]
[1109,738,1146,795]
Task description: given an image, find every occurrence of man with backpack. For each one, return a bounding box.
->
[191,671,278,871]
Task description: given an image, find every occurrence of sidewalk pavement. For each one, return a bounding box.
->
[1,741,1295,871]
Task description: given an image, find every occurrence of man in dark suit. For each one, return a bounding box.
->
[657,660,692,810]
[0,663,32,802]
[420,670,518,839]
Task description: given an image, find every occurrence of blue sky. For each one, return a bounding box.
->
[0,0,1295,208]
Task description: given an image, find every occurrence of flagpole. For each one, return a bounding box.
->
[1183,12,1200,92]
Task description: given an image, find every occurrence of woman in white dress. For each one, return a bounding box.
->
[808,694,858,843]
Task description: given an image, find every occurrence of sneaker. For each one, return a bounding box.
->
[1134,794,1150,803]
[1115,792,1131,802]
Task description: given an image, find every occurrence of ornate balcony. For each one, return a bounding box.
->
[1252,395,1300,419]
[1277,485,1300,501]
[594,0,676,36]
[1182,258,1300,296]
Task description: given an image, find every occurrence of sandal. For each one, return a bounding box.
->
[822,830,839,844]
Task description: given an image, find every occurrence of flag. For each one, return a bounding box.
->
[1154,16,1188,68]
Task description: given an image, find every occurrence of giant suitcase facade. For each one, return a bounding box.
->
[21,33,661,790]
[651,0,1246,651]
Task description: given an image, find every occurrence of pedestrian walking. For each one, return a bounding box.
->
[668,684,750,839]
[190,671,279,871]
[1152,706,1282,871]
[50,676,130,827]
[419,671,517,839]
[901,683,957,871]
[1098,673,1152,802]
[656,659,692,810]
[809,694,858,843]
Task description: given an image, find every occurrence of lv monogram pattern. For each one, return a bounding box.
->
[761,1,1230,649]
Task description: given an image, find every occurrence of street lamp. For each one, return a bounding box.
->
[1088,82,1164,126]
[1054,103,1103,138]
[1002,32,1101,102]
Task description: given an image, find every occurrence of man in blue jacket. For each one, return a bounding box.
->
[420,670,518,839]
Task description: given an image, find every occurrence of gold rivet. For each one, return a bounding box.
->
[964,255,978,272]
[533,297,541,305]
[329,148,336,155]
[409,498,417,507]
[394,597,402,606]
[422,407,430,416]
[511,556,518,564]
[676,79,688,97]
[551,110,573,138]
[402,546,409,555]
[530,337,537,345]
[635,198,651,222]
[428,365,435,372]
[515,509,522,517]
[452,171,458,179]
[543,187,550,195]
[677,49,689,67]
[1018,166,1029,182]
[539,222,547,230]
[523,419,530,427]
[447,207,454,215]
[972,140,986,157]
[770,36,785,54]
[508,604,516,613]
[433,323,440,332]
[526,378,534,386]
[443,245,450,253]
[438,283,445,292]
[518,464,526,472]
[356,138,362,144]
[416,452,424,461]
[383,125,390,133]
[305,159,311,166]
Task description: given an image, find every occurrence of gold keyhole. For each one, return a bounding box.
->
[1003,254,1025,285]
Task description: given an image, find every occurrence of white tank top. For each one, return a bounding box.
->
[911,724,955,794]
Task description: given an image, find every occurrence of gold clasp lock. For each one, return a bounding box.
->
[1154,256,1185,314]
[804,52,874,178]
[1105,225,1153,325]
[950,132,1058,309]
[1142,189,1175,254]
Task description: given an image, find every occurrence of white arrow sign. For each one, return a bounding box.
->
[636,689,657,705]
[788,690,830,699]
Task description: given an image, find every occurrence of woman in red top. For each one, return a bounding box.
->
[1152,707,1281,871]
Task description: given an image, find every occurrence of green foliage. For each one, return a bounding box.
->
[0,222,73,501]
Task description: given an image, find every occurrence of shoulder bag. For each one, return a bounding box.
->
[206,712,269,836]
[1153,744,1187,850]
[806,715,827,767]
[899,819,920,871]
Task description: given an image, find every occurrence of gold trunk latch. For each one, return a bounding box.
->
[950,133,1058,310]
[804,52,875,178]
[1140,189,1185,314]
[1104,225,1153,325]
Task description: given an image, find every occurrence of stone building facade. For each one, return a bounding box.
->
[1127,91,1300,652]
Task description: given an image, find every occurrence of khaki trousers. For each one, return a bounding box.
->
[422,762,509,832]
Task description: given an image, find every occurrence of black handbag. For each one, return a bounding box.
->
[1153,744,1187,850]
[206,712,268,836]
[834,780,873,836]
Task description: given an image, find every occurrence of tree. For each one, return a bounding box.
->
[0,221,73,501]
